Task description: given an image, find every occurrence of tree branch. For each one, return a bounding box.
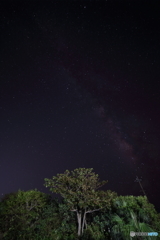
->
[70,209,77,212]
[86,207,104,214]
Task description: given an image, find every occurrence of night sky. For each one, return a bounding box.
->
[0,0,160,211]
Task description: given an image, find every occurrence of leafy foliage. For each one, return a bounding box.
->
[0,189,48,240]
[44,168,109,209]
[92,195,160,240]
[113,195,160,234]
[44,168,117,236]
[0,169,159,240]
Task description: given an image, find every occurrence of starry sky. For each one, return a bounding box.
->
[0,0,160,211]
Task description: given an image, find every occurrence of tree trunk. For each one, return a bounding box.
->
[76,208,102,237]
[82,210,86,234]
[77,211,82,236]
[85,217,87,229]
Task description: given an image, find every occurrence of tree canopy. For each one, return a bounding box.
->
[0,189,48,239]
[44,168,117,236]
[0,168,159,239]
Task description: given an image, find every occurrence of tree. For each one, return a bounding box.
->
[44,168,117,237]
[91,195,160,240]
[36,198,77,240]
[0,189,48,239]
[113,195,160,235]
[33,198,61,239]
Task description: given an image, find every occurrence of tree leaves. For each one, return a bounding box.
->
[44,168,112,211]
[0,189,48,239]
[44,168,117,236]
